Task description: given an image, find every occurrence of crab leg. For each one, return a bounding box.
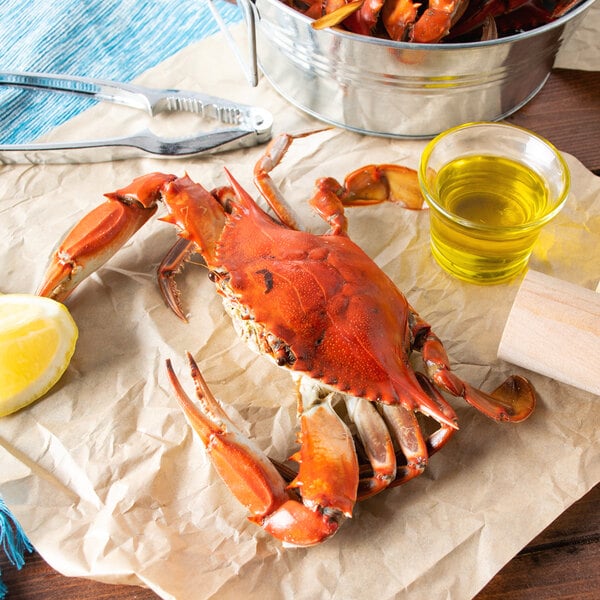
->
[382,373,458,488]
[157,183,238,320]
[410,0,469,42]
[288,385,359,519]
[37,171,232,316]
[252,131,424,235]
[167,354,358,546]
[253,129,330,229]
[345,396,397,499]
[409,310,536,422]
[344,0,387,35]
[379,403,429,486]
[381,0,420,40]
[36,173,177,301]
[422,332,536,422]
[346,378,457,498]
[414,372,457,456]
[306,162,424,236]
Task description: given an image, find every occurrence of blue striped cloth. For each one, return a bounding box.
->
[0,0,242,144]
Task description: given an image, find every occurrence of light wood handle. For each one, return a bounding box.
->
[498,270,600,396]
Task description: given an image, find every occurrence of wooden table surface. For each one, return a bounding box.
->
[1,68,599,600]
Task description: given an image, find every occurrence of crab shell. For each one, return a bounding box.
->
[212,188,437,414]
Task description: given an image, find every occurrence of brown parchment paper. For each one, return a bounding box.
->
[1,16,599,600]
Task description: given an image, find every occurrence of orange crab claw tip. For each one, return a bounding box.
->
[165,358,183,395]
[165,355,219,448]
[158,275,188,322]
[36,263,75,301]
[107,172,177,207]
[222,167,242,191]
[223,168,258,213]
[262,500,341,547]
[165,356,194,408]
[185,351,202,379]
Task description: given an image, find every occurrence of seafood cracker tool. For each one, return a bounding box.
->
[0,71,272,163]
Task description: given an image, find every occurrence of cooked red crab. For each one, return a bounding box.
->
[37,131,535,547]
[305,0,584,43]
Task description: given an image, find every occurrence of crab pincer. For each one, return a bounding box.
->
[167,353,358,546]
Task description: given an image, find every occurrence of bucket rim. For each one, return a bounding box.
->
[254,0,597,52]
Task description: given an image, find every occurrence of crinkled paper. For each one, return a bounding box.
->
[1,12,599,600]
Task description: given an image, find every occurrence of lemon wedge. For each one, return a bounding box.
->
[0,294,78,417]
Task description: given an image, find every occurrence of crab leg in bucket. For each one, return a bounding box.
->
[167,353,358,546]
[410,0,470,43]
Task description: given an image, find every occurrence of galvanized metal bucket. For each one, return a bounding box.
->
[210,0,597,138]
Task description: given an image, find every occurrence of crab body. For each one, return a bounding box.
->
[217,204,420,406]
[37,132,535,546]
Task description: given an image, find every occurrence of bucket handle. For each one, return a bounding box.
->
[205,0,260,87]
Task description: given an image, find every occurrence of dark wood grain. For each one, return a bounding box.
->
[507,69,600,174]
[475,484,600,600]
[0,550,156,599]
[1,69,598,599]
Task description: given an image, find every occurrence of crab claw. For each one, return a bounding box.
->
[36,173,176,302]
[166,353,358,546]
